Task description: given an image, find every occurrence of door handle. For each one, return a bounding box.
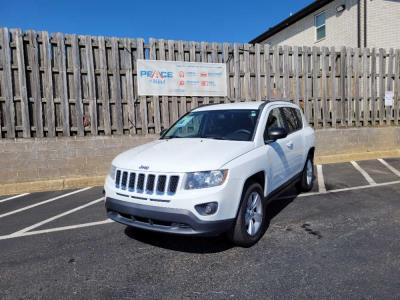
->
[286,141,294,149]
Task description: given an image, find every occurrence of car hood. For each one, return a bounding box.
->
[112,138,255,173]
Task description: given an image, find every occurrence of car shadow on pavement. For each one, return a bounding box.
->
[124,187,300,253]
[124,227,233,253]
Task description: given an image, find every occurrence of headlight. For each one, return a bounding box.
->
[185,170,228,189]
[109,165,117,180]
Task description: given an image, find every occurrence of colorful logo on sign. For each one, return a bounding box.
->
[140,70,173,85]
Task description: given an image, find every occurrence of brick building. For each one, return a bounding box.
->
[250,0,400,49]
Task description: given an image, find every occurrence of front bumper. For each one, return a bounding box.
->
[105,197,235,236]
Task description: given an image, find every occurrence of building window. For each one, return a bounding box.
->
[315,11,326,41]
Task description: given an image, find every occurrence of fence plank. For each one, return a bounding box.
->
[387,48,394,125]
[57,32,70,136]
[255,43,261,101]
[42,31,55,137]
[158,39,170,127]
[264,44,271,100]
[293,46,300,106]
[177,40,187,114]
[346,48,353,127]
[303,46,311,120]
[111,38,123,134]
[190,41,198,108]
[149,38,162,132]
[15,29,31,137]
[85,35,98,135]
[312,47,319,128]
[233,43,240,101]
[362,48,369,126]
[137,38,148,134]
[330,47,337,128]
[71,35,84,136]
[167,40,178,122]
[201,42,210,104]
[28,30,44,137]
[354,48,360,126]
[1,28,15,138]
[395,49,400,125]
[321,47,328,128]
[283,45,290,100]
[98,36,111,135]
[340,47,347,126]
[371,48,377,125]
[222,42,230,102]
[273,46,281,99]
[243,43,251,101]
[378,48,385,125]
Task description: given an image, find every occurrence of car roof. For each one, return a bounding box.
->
[193,100,296,112]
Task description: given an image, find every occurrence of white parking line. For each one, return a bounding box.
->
[316,164,327,193]
[0,187,92,219]
[0,219,113,241]
[378,159,400,177]
[0,193,30,204]
[350,161,377,185]
[12,197,104,235]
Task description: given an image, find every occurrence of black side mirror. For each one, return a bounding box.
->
[160,129,168,137]
[265,127,287,143]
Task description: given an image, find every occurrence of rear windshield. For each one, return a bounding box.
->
[161,109,259,141]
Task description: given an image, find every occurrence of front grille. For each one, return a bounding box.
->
[114,170,180,196]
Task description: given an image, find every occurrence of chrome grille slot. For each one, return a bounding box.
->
[146,175,156,193]
[121,171,128,190]
[137,174,145,192]
[168,176,179,194]
[128,172,136,191]
[115,170,121,188]
[156,175,167,193]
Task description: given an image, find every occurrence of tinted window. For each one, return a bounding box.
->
[264,108,286,140]
[281,107,302,133]
[162,109,259,141]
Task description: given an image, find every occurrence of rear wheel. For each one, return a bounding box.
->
[228,183,267,247]
[297,155,314,192]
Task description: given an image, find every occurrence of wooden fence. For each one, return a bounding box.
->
[0,28,399,138]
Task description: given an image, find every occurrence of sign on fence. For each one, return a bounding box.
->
[137,59,227,97]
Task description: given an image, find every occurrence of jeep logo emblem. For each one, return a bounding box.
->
[139,165,149,170]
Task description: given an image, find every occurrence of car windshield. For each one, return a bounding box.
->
[161,109,259,141]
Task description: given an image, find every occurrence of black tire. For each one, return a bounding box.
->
[297,154,314,192]
[228,182,267,247]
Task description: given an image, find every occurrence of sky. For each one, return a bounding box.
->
[1,0,313,43]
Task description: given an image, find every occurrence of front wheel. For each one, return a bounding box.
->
[228,183,267,247]
[297,155,314,192]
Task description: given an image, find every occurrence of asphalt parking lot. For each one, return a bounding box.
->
[1,158,400,299]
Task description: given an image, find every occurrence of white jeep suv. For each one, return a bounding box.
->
[104,100,315,246]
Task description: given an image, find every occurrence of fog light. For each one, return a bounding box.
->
[195,202,218,215]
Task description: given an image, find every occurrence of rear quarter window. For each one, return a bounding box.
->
[280,107,303,134]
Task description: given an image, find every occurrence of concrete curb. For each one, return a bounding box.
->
[1,150,399,196]
[0,176,105,196]
[315,149,400,164]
